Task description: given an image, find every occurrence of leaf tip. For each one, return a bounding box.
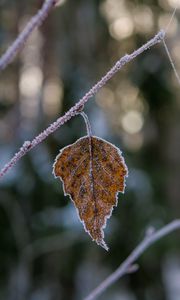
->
[97,239,109,251]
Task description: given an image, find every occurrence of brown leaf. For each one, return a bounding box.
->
[53,136,128,250]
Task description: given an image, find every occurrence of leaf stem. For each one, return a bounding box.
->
[80,112,92,137]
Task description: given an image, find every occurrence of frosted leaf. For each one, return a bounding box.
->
[53,136,128,250]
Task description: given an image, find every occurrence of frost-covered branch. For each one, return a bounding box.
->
[0,30,165,178]
[0,0,57,71]
[84,219,180,300]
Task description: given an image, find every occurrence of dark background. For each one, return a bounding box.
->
[0,0,180,299]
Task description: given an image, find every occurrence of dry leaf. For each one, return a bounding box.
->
[53,136,128,250]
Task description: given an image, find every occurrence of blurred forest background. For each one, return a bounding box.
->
[0,0,180,299]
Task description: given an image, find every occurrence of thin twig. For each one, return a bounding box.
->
[162,1,180,87]
[162,38,180,86]
[0,30,165,179]
[164,0,179,33]
[0,0,57,71]
[84,219,180,300]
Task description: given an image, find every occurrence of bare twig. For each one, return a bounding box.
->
[0,0,57,71]
[84,219,180,300]
[162,38,180,86]
[164,0,179,33]
[0,30,165,179]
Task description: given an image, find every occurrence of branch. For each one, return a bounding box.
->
[84,219,180,300]
[0,30,165,179]
[0,0,57,71]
